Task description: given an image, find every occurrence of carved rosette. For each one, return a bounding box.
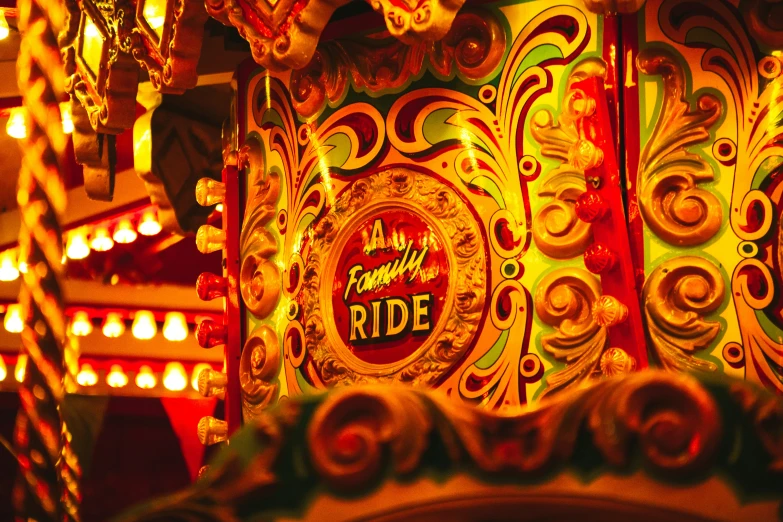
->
[642,257,725,372]
[301,168,486,387]
[207,0,465,71]
[535,268,608,397]
[530,58,607,259]
[239,135,283,420]
[636,49,723,247]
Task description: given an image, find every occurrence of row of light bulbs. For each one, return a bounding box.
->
[0,210,163,282]
[3,305,197,342]
[1,354,212,392]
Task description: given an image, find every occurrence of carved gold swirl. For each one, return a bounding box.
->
[642,257,725,373]
[239,136,281,320]
[290,6,505,118]
[534,268,607,397]
[301,168,486,387]
[531,167,592,259]
[636,49,723,246]
[241,326,281,422]
[307,372,721,481]
[531,58,606,259]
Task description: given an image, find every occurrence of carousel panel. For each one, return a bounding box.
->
[630,0,783,393]
[231,0,656,419]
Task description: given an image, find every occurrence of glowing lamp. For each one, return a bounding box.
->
[106,364,128,388]
[15,354,27,382]
[0,12,9,40]
[216,204,224,213]
[132,310,157,340]
[90,226,114,251]
[0,355,6,382]
[60,102,74,134]
[162,312,188,342]
[76,363,98,387]
[102,312,125,338]
[0,251,19,281]
[137,210,162,236]
[4,304,24,333]
[135,365,157,389]
[191,363,212,391]
[18,261,28,274]
[113,218,138,244]
[66,230,91,260]
[70,311,93,337]
[6,107,26,139]
[163,362,187,391]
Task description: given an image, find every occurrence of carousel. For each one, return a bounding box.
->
[0,0,782,519]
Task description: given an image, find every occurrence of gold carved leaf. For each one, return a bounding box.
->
[637,49,723,246]
[535,268,607,397]
[642,257,725,372]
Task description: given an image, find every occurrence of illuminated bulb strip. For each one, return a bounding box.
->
[4,304,24,333]
[113,218,138,244]
[60,101,73,134]
[132,310,157,340]
[162,312,188,342]
[102,312,125,338]
[6,107,26,139]
[163,362,188,391]
[0,355,6,382]
[90,226,114,252]
[135,365,157,389]
[137,210,162,236]
[0,12,9,40]
[70,310,93,336]
[76,364,98,387]
[0,251,19,281]
[106,364,128,388]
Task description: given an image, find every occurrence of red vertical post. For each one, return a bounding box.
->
[222,165,242,434]
[575,76,648,369]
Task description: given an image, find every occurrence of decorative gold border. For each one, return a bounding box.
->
[302,168,486,387]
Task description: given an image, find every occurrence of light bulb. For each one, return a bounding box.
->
[76,363,98,387]
[163,362,188,391]
[60,102,73,134]
[191,363,212,391]
[135,365,157,389]
[66,230,91,260]
[215,204,224,212]
[0,251,19,281]
[162,312,188,342]
[4,304,24,333]
[132,310,157,340]
[0,12,9,40]
[70,311,93,336]
[106,364,128,388]
[102,312,125,338]
[15,354,27,382]
[137,210,162,236]
[6,107,26,139]
[90,226,114,251]
[0,355,6,382]
[18,261,28,274]
[113,218,138,244]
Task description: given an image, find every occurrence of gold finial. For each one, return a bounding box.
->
[197,416,228,446]
[591,295,629,327]
[196,225,226,254]
[197,368,227,400]
[600,347,636,376]
[195,178,226,207]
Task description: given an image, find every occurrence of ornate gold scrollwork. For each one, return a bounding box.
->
[530,58,606,259]
[306,371,721,481]
[642,257,725,373]
[290,6,505,118]
[534,268,607,397]
[636,49,723,246]
[302,168,486,387]
[240,326,281,422]
[239,136,281,319]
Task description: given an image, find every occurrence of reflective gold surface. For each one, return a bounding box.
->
[240,326,280,421]
[642,257,724,372]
